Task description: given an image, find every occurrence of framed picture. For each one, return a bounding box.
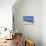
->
[23,16,34,25]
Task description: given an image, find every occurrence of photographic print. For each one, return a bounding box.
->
[23,16,34,25]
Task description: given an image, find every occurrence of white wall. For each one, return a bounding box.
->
[13,0,41,46]
[0,0,16,29]
[41,0,46,46]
